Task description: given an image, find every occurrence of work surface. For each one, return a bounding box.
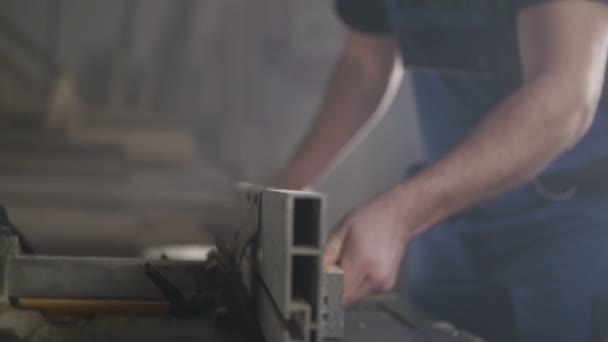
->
[7,298,484,342]
[344,308,483,342]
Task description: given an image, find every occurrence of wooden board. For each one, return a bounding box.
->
[67,126,200,166]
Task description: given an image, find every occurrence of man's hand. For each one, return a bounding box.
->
[324,188,412,306]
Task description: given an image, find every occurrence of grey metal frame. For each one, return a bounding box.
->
[238,185,343,342]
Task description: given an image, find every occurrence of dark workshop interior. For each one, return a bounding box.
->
[0,0,420,257]
[1,1,608,342]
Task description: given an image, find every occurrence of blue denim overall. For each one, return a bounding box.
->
[382,1,608,341]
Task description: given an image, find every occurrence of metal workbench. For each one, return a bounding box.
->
[0,186,486,342]
[1,296,484,342]
[344,305,484,342]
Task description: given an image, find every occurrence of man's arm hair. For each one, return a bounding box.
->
[273,30,402,189]
[391,0,608,234]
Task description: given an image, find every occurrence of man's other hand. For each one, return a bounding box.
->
[323,189,411,306]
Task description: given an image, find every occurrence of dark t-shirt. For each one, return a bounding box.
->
[335,0,553,35]
[334,0,567,74]
[335,0,393,35]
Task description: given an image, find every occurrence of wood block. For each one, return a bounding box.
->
[0,154,127,180]
[67,126,200,166]
[71,106,196,130]
[46,74,80,131]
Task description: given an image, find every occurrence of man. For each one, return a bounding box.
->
[273,0,608,341]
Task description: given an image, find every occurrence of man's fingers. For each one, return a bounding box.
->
[323,238,342,266]
[323,214,375,306]
[341,254,365,305]
[340,233,375,307]
[323,221,349,266]
[345,277,373,307]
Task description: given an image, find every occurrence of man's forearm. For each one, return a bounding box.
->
[274,54,402,189]
[392,76,597,235]
[392,1,608,235]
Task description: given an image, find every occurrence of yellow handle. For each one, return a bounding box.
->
[13,298,171,316]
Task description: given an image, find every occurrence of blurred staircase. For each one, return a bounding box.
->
[0,21,236,256]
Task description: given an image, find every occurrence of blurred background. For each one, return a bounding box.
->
[0,0,422,260]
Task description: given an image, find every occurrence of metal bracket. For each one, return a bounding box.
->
[238,186,344,342]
